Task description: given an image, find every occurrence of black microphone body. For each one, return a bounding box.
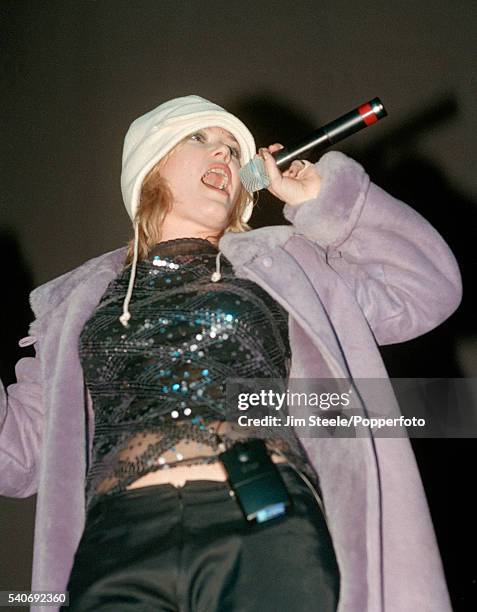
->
[273,97,387,168]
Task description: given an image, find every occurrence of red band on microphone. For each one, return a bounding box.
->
[358,103,378,126]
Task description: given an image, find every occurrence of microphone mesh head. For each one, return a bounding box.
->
[239,156,270,193]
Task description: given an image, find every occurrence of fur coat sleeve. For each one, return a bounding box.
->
[282,151,462,344]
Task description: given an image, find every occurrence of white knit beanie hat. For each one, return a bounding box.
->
[119,95,257,327]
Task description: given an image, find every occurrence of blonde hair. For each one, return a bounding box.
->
[124,145,255,266]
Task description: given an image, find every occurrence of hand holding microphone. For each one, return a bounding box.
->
[258,143,322,206]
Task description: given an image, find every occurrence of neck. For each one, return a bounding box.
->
[159,217,222,247]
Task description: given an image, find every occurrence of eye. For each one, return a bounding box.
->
[229,145,241,160]
[190,131,206,143]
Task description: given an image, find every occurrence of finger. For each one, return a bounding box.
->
[267,143,285,154]
[283,162,301,178]
[259,147,282,184]
[290,160,306,172]
[282,160,305,178]
[297,159,313,172]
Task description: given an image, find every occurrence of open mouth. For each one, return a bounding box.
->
[201,168,229,193]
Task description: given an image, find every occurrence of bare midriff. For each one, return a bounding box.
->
[125,438,287,490]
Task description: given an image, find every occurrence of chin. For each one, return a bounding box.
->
[202,199,233,220]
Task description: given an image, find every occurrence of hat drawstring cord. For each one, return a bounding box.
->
[211,251,222,282]
[119,220,139,327]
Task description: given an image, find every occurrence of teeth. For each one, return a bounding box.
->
[202,168,229,191]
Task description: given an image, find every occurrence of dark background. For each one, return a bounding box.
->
[1,1,476,610]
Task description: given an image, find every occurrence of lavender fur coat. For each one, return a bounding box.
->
[0,152,461,611]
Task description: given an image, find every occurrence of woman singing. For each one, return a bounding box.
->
[0,95,460,611]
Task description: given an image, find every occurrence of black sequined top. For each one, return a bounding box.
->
[79,237,318,512]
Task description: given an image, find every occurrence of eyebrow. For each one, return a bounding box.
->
[226,134,240,146]
[225,134,241,152]
[205,127,240,148]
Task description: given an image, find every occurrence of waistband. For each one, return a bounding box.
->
[85,464,309,523]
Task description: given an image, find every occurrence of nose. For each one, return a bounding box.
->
[212,142,232,162]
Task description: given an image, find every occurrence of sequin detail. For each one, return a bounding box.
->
[79,237,318,512]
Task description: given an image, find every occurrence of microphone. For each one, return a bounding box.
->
[239,97,387,193]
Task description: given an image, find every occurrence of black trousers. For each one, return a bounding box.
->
[63,465,340,611]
